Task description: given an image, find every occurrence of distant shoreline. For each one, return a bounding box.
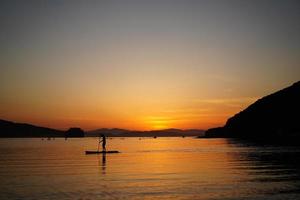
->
[0,119,205,138]
[0,135,201,138]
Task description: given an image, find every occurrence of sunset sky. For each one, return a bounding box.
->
[1,0,300,130]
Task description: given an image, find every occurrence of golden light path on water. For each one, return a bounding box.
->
[1,137,300,199]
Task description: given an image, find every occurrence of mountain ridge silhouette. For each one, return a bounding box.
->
[204,81,300,143]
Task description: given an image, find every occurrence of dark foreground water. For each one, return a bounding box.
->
[0,137,300,200]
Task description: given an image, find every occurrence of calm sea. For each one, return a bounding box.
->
[0,137,300,200]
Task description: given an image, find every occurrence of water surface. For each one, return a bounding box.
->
[1,137,300,200]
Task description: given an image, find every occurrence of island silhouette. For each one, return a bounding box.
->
[0,120,85,138]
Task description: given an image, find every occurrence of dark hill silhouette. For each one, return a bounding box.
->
[204,81,300,143]
[0,119,64,137]
[65,127,85,137]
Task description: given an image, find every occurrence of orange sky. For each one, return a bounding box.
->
[1,1,300,131]
[0,95,268,130]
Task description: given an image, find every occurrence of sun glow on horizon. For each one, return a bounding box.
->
[0,96,260,131]
[145,116,171,130]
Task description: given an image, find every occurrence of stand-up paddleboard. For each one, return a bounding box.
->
[85,150,120,154]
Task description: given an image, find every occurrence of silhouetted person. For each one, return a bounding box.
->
[98,134,106,151]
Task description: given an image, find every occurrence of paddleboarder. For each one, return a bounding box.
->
[98,134,106,151]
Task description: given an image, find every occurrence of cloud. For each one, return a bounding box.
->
[192,97,258,108]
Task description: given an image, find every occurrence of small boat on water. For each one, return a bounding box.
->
[85,150,120,154]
